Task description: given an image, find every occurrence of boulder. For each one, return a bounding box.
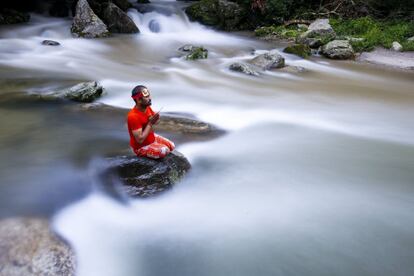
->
[36,81,104,103]
[408,36,414,42]
[0,218,75,276]
[229,62,259,76]
[321,40,355,60]
[42,40,61,46]
[249,50,285,70]
[101,2,139,33]
[178,45,208,60]
[185,0,246,31]
[0,8,30,25]
[391,41,403,52]
[296,18,336,48]
[278,65,308,74]
[105,151,191,198]
[283,44,311,58]
[71,0,110,38]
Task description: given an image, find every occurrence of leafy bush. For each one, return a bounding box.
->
[254,25,301,39]
[330,17,414,52]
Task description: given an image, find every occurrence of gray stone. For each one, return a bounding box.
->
[408,36,414,42]
[249,50,285,70]
[0,218,75,276]
[296,18,336,48]
[321,40,355,60]
[391,41,403,52]
[37,81,104,103]
[71,0,110,38]
[101,2,139,33]
[278,65,308,73]
[41,40,61,46]
[229,62,259,76]
[104,151,191,198]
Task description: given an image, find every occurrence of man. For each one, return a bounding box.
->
[127,85,175,159]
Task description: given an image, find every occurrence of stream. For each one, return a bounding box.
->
[0,1,414,275]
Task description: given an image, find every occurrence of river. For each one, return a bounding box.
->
[0,1,414,275]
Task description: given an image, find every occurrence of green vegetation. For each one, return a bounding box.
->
[330,17,414,52]
[254,25,301,39]
[283,44,311,58]
[185,47,208,60]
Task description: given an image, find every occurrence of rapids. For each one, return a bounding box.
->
[0,1,413,275]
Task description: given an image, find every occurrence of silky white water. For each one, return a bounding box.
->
[0,1,414,275]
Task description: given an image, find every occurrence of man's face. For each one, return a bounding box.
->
[139,88,152,107]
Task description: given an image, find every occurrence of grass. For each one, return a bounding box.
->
[330,17,414,52]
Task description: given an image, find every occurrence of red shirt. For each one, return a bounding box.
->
[127,106,155,150]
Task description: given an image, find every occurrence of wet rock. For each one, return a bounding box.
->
[185,0,246,31]
[149,19,160,32]
[105,151,191,198]
[278,65,308,74]
[71,0,110,38]
[283,44,311,58]
[101,2,139,33]
[321,40,355,60]
[0,218,75,276]
[179,45,208,60]
[0,8,30,25]
[229,62,259,76]
[42,40,61,46]
[249,50,285,70]
[391,41,403,52]
[37,81,104,102]
[138,0,151,3]
[296,18,336,48]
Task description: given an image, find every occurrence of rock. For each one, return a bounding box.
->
[37,81,104,102]
[283,44,311,58]
[178,45,208,60]
[185,0,246,31]
[297,24,308,31]
[0,8,30,25]
[71,0,110,38]
[408,36,414,42]
[138,0,151,3]
[0,218,75,276]
[229,62,259,76]
[391,41,403,52]
[321,40,355,60]
[148,19,160,32]
[249,50,285,70]
[101,2,139,33]
[104,151,191,198]
[278,65,308,73]
[296,18,336,48]
[42,40,61,46]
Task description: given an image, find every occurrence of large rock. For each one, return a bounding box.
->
[112,0,133,11]
[0,218,75,276]
[71,0,110,38]
[105,151,191,198]
[249,50,285,70]
[296,18,336,48]
[185,0,246,31]
[321,40,355,60]
[283,44,311,58]
[100,2,139,33]
[229,62,259,76]
[36,81,104,102]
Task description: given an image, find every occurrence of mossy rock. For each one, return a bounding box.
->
[283,44,311,58]
[185,47,208,60]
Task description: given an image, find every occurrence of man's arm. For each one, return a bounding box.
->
[132,123,153,144]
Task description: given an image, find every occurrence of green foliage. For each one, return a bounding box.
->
[283,44,311,58]
[254,25,301,39]
[185,47,208,60]
[330,17,414,52]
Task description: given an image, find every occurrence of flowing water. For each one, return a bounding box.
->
[1,1,414,275]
